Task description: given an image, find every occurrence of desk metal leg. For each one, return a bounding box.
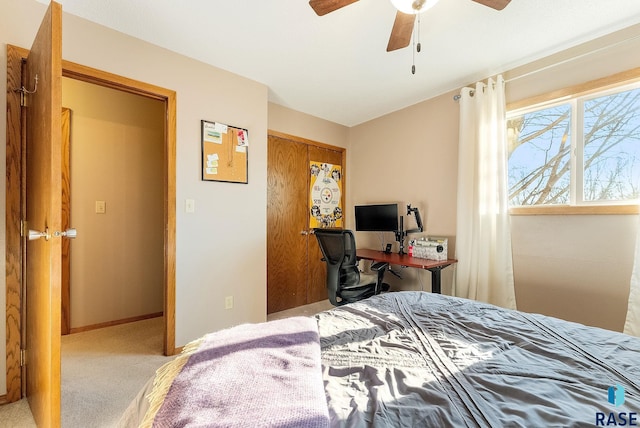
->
[427,266,444,294]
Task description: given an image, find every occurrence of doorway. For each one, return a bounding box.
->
[60,77,165,335]
[4,43,177,405]
[266,131,346,314]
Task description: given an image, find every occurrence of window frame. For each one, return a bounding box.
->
[507,67,640,215]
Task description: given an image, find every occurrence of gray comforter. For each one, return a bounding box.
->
[317,292,639,427]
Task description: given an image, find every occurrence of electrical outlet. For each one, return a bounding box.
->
[225,296,234,310]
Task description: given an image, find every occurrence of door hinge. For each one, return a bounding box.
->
[20,349,26,367]
[20,220,26,238]
[20,91,26,107]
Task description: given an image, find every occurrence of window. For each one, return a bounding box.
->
[507,81,640,208]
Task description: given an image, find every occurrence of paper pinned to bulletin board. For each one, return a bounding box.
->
[309,161,342,228]
[202,120,249,183]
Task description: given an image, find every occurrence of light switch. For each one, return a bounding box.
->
[95,200,106,214]
[225,296,234,310]
[185,199,195,213]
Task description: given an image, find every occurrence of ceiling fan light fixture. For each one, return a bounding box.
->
[390,0,439,14]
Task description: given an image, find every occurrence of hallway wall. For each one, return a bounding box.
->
[63,77,165,329]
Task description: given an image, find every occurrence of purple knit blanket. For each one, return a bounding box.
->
[152,316,330,428]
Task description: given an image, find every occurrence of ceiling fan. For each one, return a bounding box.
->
[309,0,511,52]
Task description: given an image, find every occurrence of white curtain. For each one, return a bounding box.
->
[454,75,517,310]
[624,215,640,336]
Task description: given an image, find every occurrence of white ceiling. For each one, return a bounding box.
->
[41,0,640,126]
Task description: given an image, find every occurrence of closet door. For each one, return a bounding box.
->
[307,146,344,304]
[267,133,345,313]
[267,135,309,313]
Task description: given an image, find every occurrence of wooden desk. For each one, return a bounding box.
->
[356,249,457,294]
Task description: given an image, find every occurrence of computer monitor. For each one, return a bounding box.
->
[354,203,399,232]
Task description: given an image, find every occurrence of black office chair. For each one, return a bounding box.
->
[314,229,389,306]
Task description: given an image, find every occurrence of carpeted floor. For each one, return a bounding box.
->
[60,317,171,427]
[0,300,332,427]
[0,317,169,428]
[0,397,35,427]
[267,299,333,321]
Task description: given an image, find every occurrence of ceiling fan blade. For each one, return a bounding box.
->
[387,11,416,52]
[309,0,359,16]
[471,0,511,10]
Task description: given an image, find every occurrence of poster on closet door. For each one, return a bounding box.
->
[309,161,342,228]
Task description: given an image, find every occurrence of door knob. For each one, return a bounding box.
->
[54,228,77,239]
[300,230,309,235]
[28,228,50,241]
[29,228,77,240]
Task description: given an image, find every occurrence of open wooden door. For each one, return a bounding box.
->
[24,2,63,426]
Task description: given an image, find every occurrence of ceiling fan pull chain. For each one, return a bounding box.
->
[417,14,421,53]
[412,42,416,74]
[411,14,421,74]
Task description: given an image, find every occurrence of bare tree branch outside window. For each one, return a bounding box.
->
[507,86,640,206]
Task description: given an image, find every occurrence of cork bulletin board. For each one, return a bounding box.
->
[201,120,249,183]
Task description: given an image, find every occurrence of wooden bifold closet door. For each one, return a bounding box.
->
[267,132,345,314]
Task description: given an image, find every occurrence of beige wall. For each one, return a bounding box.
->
[2,0,639,398]
[347,92,460,294]
[63,77,164,328]
[268,103,349,148]
[503,24,640,331]
[346,24,640,331]
[1,0,268,395]
[267,102,456,293]
[511,215,636,330]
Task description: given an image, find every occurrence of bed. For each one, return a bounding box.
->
[119,292,640,427]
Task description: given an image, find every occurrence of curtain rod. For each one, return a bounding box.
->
[453,31,640,101]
